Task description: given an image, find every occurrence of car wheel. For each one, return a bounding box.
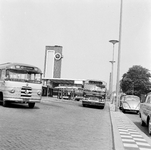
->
[136,111,139,114]
[148,118,151,135]
[122,109,125,113]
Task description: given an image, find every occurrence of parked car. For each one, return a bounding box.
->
[119,95,140,113]
[139,92,151,135]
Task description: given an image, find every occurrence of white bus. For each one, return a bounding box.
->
[0,63,42,108]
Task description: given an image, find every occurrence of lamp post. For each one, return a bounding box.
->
[109,40,119,103]
[115,0,123,111]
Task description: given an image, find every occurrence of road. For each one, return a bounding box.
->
[124,112,151,138]
[0,98,113,150]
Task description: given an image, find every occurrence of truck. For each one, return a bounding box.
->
[139,92,151,135]
[82,79,106,109]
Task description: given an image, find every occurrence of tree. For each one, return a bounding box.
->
[120,65,151,97]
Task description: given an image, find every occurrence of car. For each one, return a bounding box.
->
[139,92,151,135]
[119,95,140,113]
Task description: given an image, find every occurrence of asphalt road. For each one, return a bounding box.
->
[124,111,151,138]
[0,99,114,150]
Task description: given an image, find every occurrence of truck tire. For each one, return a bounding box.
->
[28,103,35,108]
[100,106,104,109]
[82,104,86,107]
[3,100,8,107]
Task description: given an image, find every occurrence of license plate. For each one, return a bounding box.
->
[23,99,29,102]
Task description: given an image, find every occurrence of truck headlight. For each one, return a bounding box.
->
[37,90,41,96]
[99,99,104,102]
[9,88,15,93]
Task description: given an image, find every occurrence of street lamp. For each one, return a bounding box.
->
[115,0,123,111]
[109,40,119,103]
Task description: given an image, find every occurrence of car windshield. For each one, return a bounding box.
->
[125,97,140,101]
[6,69,42,84]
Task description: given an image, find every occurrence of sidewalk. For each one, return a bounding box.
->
[109,103,151,150]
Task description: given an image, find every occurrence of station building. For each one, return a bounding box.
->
[42,45,84,96]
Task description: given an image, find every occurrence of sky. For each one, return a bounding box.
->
[0,0,151,90]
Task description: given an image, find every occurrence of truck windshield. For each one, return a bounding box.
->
[84,84,105,92]
[6,69,42,84]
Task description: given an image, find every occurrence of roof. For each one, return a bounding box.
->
[42,78,85,86]
[0,62,42,73]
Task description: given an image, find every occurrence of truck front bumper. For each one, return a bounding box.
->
[82,99,105,107]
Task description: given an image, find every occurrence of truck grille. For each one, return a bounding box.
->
[21,86,32,97]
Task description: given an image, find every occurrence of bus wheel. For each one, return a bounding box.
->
[28,103,35,108]
[3,100,8,107]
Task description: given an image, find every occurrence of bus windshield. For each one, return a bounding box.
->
[6,69,42,84]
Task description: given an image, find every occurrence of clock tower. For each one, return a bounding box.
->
[44,45,63,78]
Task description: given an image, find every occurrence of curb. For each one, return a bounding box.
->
[109,103,125,150]
[109,102,151,150]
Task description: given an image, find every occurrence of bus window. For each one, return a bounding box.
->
[6,69,42,83]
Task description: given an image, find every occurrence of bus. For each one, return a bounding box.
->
[73,87,84,101]
[0,62,42,108]
[56,86,74,100]
[82,79,107,109]
[55,86,84,100]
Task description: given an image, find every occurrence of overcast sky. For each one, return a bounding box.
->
[0,0,151,89]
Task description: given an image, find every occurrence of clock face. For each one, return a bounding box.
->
[54,53,62,60]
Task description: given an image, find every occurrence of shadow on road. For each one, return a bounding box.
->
[133,121,149,136]
[0,102,40,109]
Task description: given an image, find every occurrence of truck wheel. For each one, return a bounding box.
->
[148,118,151,135]
[100,106,104,109]
[122,109,125,113]
[82,104,86,107]
[28,103,35,108]
[3,100,8,107]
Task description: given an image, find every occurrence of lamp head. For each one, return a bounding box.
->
[109,40,119,45]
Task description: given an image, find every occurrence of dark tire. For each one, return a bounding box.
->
[141,118,146,126]
[136,111,139,114]
[148,118,151,135]
[100,106,104,109]
[28,103,35,108]
[82,104,86,107]
[3,100,8,107]
[0,92,3,101]
[122,109,125,113]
